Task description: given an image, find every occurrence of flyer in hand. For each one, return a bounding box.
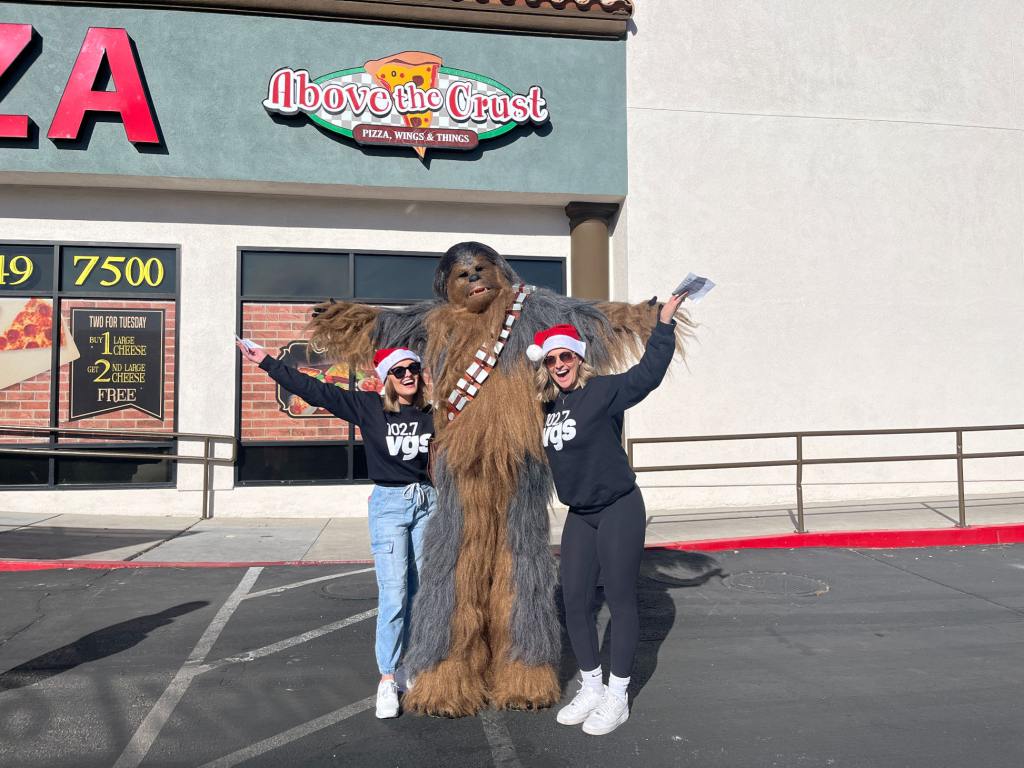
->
[674,273,716,303]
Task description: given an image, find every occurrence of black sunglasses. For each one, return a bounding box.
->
[388,362,422,379]
[544,351,577,368]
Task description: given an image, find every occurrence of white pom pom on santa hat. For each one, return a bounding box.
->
[527,324,586,364]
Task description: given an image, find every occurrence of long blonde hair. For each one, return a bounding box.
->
[382,374,428,413]
[535,356,597,403]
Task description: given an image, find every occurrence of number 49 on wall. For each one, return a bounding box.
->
[0,24,160,144]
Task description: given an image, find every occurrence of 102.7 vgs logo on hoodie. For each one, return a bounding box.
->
[386,421,432,461]
[543,410,577,452]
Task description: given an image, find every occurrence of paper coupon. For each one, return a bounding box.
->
[673,273,716,303]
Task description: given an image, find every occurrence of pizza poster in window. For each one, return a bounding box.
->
[0,298,80,391]
[274,341,383,419]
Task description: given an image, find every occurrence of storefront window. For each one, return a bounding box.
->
[0,243,178,489]
[236,248,564,485]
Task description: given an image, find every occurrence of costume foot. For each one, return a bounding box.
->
[488,660,560,711]
[401,660,488,717]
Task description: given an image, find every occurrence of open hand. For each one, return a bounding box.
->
[235,339,268,365]
[659,291,686,323]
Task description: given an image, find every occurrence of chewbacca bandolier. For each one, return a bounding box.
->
[308,242,689,716]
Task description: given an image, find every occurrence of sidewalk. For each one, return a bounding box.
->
[2,492,1024,565]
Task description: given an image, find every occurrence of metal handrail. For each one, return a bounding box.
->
[0,425,236,519]
[627,424,1024,532]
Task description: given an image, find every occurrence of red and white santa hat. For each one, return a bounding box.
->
[526,324,587,363]
[373,347,422,381]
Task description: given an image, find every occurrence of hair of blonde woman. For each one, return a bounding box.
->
[535,354,597,403]
[382,371,428,413]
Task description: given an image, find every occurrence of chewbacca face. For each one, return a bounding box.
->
[444,253,510,314]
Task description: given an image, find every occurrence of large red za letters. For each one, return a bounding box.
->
[0,23,32,138]
[48,27,159,144]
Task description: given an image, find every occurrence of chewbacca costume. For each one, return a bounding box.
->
[308,242,689,717]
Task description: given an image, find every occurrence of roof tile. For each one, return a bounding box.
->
[450,0,634,13]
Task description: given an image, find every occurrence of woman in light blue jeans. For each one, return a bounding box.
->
[238,341,435,718]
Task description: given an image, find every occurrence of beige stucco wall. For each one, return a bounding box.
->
[622,1,1024,508]
[0,185,570,517]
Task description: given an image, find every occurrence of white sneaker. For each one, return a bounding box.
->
[375,679,400,719]
[582,691,629,735]
[556,683,607,725]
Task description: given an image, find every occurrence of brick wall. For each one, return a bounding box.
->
[240,302,367,442]
[0,297,56,444]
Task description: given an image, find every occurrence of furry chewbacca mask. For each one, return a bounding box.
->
[434,241,518,313]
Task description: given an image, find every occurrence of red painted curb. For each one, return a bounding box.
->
[0,558,374,572]
[3,523,1023,571]
[652,522,1024,552]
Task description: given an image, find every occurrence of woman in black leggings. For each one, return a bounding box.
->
[528,291,684,736]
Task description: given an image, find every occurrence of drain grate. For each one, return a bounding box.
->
[723,571,828,597]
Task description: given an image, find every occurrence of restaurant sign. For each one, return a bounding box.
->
[263,51,549,158]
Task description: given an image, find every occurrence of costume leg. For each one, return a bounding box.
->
[560,510,602,672]
[595,488,646,679]
[487,453,561,709]
[402,469,492,716]
[368,486,411,675]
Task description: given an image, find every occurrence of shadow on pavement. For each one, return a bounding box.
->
[556,549,723,700]
[0,601,209,693]
[0,527,195,560]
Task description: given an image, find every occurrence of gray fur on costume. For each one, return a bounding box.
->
[403,455,461,676]
[371,301,437,358]
[506,454,561,666]
[505,288,621,375]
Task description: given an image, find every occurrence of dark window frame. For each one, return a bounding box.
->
[235,246,565,487]
[0,240,180,491]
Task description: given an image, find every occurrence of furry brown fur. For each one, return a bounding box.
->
[306,301,379,369]
[401,279,560,715]
[594,299,694,372]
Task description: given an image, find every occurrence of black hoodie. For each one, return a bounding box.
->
[542,320,675,513]
[259,356,433,486]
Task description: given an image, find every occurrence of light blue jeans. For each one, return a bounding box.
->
[368,482,436,675]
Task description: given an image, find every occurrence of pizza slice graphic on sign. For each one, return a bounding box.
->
[0,297,53,351]
[364,51,443,159]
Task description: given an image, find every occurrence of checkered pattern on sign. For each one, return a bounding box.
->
[312,71,508,134]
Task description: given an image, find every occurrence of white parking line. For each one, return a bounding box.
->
[202,608,379,672]
[113,567,380,768]
[112,567,263,768]
[242,567,376,600]
[197,696,376,768]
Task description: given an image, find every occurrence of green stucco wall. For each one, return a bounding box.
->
[0,2,626,197]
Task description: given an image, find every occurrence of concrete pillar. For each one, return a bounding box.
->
[565,201,619,300]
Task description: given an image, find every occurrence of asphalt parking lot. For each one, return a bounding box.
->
[1,545,1023,767]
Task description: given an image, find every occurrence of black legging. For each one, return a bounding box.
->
[559,486,646,678]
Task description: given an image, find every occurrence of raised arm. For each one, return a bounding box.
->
[237,340,368,423]
[603,318,677,414]
[258,354,368,424]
